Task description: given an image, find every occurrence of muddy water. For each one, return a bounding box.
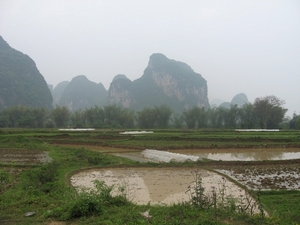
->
[71,168,250,206]
[168,148,300,161]
[55,144,300,161]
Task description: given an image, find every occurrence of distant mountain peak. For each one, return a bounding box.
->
[0,36,11,50]
[58,75,107,110]
[107,53,209,112]
[231,93,249,107]
[112,74,130,82]
[0,36,53,109]
[148,53,193,74]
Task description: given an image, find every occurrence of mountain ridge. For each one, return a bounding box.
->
[0,36,53,109]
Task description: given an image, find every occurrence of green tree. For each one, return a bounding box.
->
[183,106,201,129]
[154,104,173,128]
[289,113,300,129]
[196,107,207,128]
[51,105,70,127]
[118,108,135,129]
[239,103,258,128]
[0,114,10,127]
[136,107,156,129]
[32,108,47,127]
[253,95,287,129]
[206,108,218,128]
[215,107,228,128]
[84,106,105,128]
[6,106,35,127]
[70,110,85,128]
[103,105,123,128]
[226,105,241,128]
[172,113,184,128]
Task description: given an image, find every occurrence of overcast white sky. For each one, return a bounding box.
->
[1,0,299,116]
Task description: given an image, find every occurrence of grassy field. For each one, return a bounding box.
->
[0,128,299,224]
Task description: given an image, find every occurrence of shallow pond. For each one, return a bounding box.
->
[71,168,255,207]
[55,144,300,162]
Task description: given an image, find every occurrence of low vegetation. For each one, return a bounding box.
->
[0,129,299,224]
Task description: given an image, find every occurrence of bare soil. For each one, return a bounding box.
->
[0,148,52,165]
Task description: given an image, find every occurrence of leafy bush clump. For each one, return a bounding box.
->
[63,180,129,220]
[67,190,103,218]
[0,170,11,192]
[25,161,59,193]
[74,148,115,166]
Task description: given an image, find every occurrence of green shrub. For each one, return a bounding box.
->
[25,161,59,193]
[67,191,103,218]
[0,170,10,192]
[64,180,129,220]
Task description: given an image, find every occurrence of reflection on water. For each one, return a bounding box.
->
[168,148,300,161]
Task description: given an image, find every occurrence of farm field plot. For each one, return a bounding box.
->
[71,167,262,215]
[0,148,52,165]
[47,130,300,191]
[1,129,300,225]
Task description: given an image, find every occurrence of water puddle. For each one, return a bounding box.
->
[71,167,261,214]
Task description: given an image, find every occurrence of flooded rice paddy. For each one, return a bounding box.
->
[71,168,253,207]
[57,144,300,161]
[167,148,300,161]
[63,144,300,198]
[216,165,300,190]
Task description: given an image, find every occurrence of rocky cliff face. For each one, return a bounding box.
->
[107,74,136,108]
[58,75,107,110]
[0,36,53,109]
[107,53,209,112]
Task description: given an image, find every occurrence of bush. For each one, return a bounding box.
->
[67,191,103,218]
[0,170,10,192]
[25,161,59,193]
[64,180,129,220]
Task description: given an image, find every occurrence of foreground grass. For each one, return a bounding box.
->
[0,129,300,224]
[259,190,300,224]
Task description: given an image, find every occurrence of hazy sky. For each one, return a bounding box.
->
[1,0,299,116]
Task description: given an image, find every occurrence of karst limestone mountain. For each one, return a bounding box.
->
[0,36,53,109]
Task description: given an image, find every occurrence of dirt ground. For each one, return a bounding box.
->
[0,148,52,165]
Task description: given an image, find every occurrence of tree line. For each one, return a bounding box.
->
[0,95,298,129]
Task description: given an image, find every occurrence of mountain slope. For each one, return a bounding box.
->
[52,81,69,106]
[231,93,249,107]
[58,75,107,110]
[0,36,53,109]
[107,53,209,112]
